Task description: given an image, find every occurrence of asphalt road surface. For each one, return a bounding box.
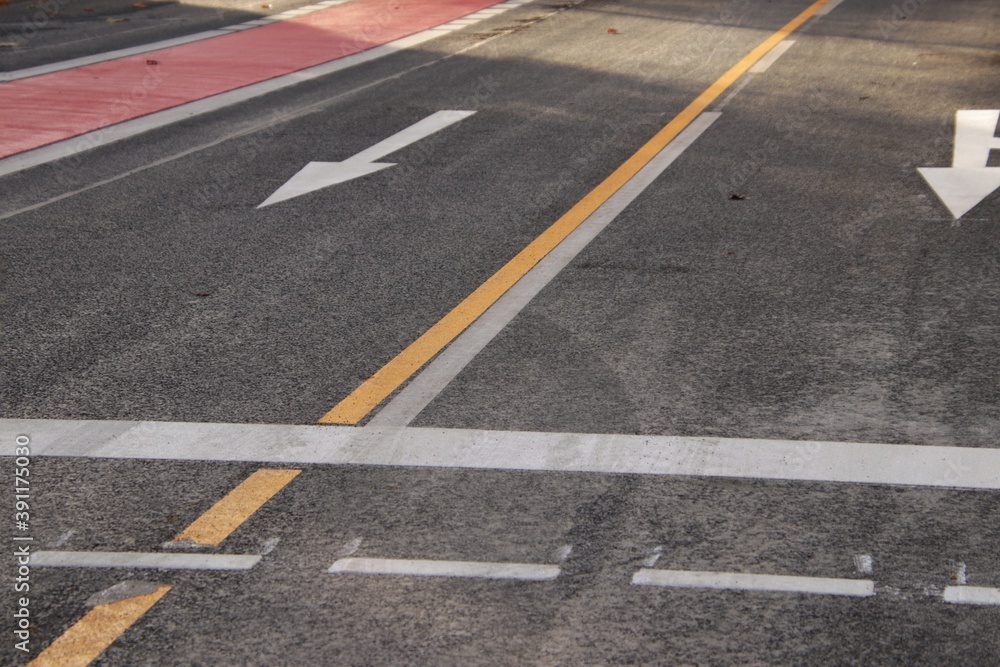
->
[2,0,999,664]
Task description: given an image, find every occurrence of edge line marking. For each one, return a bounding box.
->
[318,0,834,424]
[942,586,1000,606]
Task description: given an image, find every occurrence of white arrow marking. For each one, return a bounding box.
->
[918,109,1000,219]
[258,110,476,208]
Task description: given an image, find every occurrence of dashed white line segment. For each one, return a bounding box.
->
[30,550,261,570]
[748,39,796,73]
[329,557,560,580]
[632,569,875,597]
[942,586,1000,606]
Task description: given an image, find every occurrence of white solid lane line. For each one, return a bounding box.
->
[329,557,560,580]
[748,39,796,73]
[30,551,261,570]
[0,0,536,178]
[632,569,875,597]
[367,112,723,427]
[3,418,999,490]
[0,0,356,82]
[815,0,845,16]
[942,586,1000,606]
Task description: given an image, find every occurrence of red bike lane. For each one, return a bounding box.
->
[0,0,504,159]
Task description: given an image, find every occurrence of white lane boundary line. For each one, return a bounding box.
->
[942,586,1000,606]
[3,418,999,489]
[368,112,723,427]
[329,557,560,580]
[0,29,509,222]
[0,0,535,178]
[30,550,261,570]
[632,569,875,597]
[0,0,356,82]
[748,39,796,73]
[815,0,846,16]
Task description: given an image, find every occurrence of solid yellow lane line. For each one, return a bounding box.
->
[27,586,171,667]
[172,468,301,546]
[319,0,832,425]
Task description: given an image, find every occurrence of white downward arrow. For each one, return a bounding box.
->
[258,110,476,208]
[918,109,1000,219]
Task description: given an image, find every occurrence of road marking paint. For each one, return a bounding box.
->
[632,569,875,597]
[642,547,664,568]
[918,109,1000,218]
[0,0,504,160]
[0,0,536,177]
[172,468,300,547]
[329,557,560,580]
[749,39,796,73]
[0,0,355,82]
[26,585,170,667]
[367,112,721,427]
[258,110,476,207]
[0,34,504,222]
[260,537,281,555]
[337,537,364,557]
[7,418,999,490]
[943,586,1000,606]
[52,529,75,548]
[854,554,874,575]
[712,74,755,112]
[815,0,845,15]
[31,551,261,570]
[319,0,837,424]
[553,544,573,562]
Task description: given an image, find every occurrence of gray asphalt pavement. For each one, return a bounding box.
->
[2,0,999,663]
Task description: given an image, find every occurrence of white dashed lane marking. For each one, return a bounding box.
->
[942,586,1000,606]
[328,557,561,581]
[31,551,261,570]
[632,569,875,597]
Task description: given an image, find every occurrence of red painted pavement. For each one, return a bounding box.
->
[0,0,501,159]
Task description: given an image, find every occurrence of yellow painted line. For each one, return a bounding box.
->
[172,468,301,546]
[27,586,170,667]
[319,0,833,425]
